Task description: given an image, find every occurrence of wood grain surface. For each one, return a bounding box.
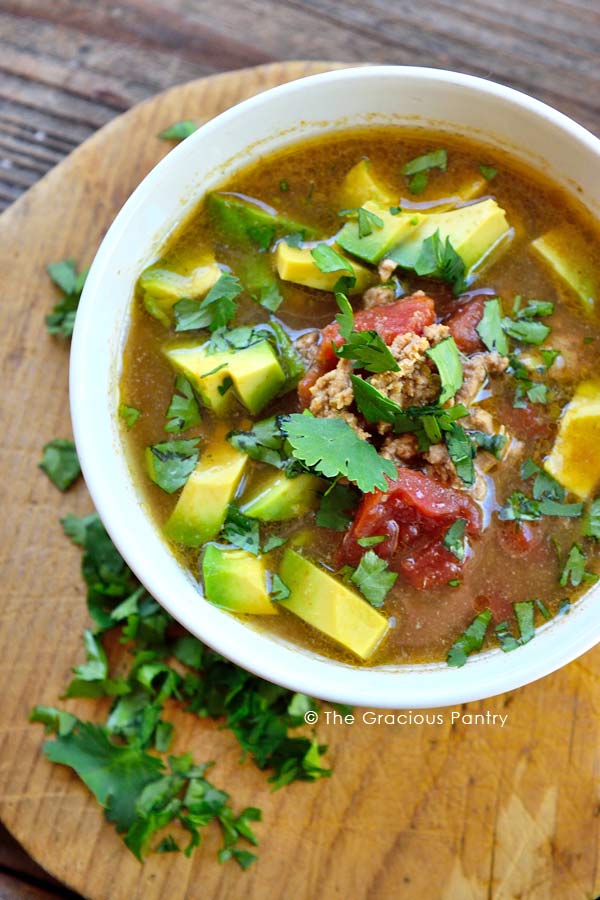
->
[1,46,600,900]
[1,0,599,212]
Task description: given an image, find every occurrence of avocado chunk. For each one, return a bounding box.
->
[164,444,248,546]
[227,341,286,415]
[338,159,394,209]
[531,225,599,315]
[241,471,323,520]
[278,549,389,659]
[337,202,424,264]
[275,243,375,294]
[544,379,600,499]
[164,342,236,416]
[427,174,488,212]
[139,261,221,326]
[202,544,278,615]
[206,192,315,249]
[389,198,510,273]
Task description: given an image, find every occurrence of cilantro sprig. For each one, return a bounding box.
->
[39,438,81,491]
[447,609,491,667]
[174,273,242,332]
[402,148,447,195]
[333,293,399,373]
[165,376,201,433]
[45,259,88,338]
[349,551,397,607]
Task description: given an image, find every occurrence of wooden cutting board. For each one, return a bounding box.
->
[1,61,600,900]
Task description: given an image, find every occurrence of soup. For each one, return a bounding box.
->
[120,128,600,668]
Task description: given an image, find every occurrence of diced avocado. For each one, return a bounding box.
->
[278,549,389,659]
[337,202,424,264]
[531,226,599,315]
[202,544,278,615]
[139,262,221,325]
[389,198,511,273]
[227,341,286,415]
[544,379,600,499]
[275,243,374,294]
[164,444,248,547]
[164,342,236,416]
[206,192,315,249]
[338,159,394,209]
[241,471,323,521]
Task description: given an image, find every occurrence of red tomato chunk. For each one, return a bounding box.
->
[446,295,486,354]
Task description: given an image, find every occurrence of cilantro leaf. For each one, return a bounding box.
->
[402,149,448,176]
[447,609,492,667]
[467,430,507,458]
[335,319,399,373]
[499,491,583,521]
[281,414,397,493]
[310,244,354,274]
[350,550,397,607]
[334,291,354,341]
[502,318,550,345]
[174,273,242,332]
[357,535,387,548]
[425,337,463,404]
[45,259,88,338]
[222,506,260,555]
[339,207,384,238]
[30,705,77,737]
[407,172,428,195]
[316,483,361,531]
[413,230,466,294]
[445,425,475,487]
[270,575,290,602]
[158,121,197,140]
[443,518,467,560]
[560,543,598,588]
[516,299,554,319]
[228,417,291,471]
[479,165,497,181]
[39,438,81,491]
[495,620,521,652]
[584,499,600,539]
[514,600,535,644]
[477,298,508,355]
[119,404,141,429]
[350,375,401,423]
[165,376,201,433]
[145,439,200,493]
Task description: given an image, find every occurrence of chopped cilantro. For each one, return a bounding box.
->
[413,230,466,294]
[467,430,507,458]
[357,535,387,548]
[316,483,360,531]
[445,425,476,487]
[350,375,402,423]
[517,299,554,319]
[448,579,461,588]
[540,348,560,369]
[560,543,598,588]
[499,490,583,521]
[218,375,233,396]
[495,620,521,652]
[389,205,403,215]
[39,438,81,491]
[257,281,284,312]
[310,244,354,274]
[350,550,397,607]
[502,318,550,345]
[281,413,397,493]
[339,207,384,238]
[45,259,88,338]
[222,506,260,555]
[584,499,600,540]
[447,609,492,667]
[425,337,463,404]
[270,574,290,602]
[477,298,508,355]
[228,416,300,473]
[407,172,428,195]
[479,165,497,181]
[145,439,200,493]
[332,293,399,373]
[584,336,595,345]
[534,597,552,619]
[262,535,287,553]
[442,518,467,561]
[514,600,535,644]
[165,376,201,433]
[558,598,571,614]
[402,149,447,175]
[158,121,197,140]
[174,273,242,332]
[521,458,564,501]
[279,179,289,192]
[119,404,141,429]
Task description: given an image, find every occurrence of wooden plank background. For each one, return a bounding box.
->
[0,2,599,898]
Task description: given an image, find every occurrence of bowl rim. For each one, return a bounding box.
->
[70,64,600,709]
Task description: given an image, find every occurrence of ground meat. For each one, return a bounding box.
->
[380,433,420,465]
[456,351,509,407]
[378,258,397,282]
[363,284,396,309]
[308,359,369,438]
[423,443,462,488]
[294,330,320,369]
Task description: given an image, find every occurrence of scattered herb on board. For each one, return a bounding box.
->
[158,121,198,141]
[45,259,88,338]
[39,438,81,491]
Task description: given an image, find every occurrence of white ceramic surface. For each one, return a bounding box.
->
[70,66,600,709]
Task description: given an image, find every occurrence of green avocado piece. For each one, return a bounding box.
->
[139,262,221,326]
[389,198,510,273]
[164,444,248,547]
[163,342,236,416]
[337,201,424,264]
[338,159,394,209]
[227,341,286,415]
[206,192,315,249]
[202,544,278,615]
[241,471,323,521]
[278,549,389,659]
[531,225,599,315]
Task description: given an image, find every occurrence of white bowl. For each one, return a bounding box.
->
[70,66,600,709]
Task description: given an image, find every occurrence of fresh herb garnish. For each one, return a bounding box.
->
[477,298,509,355]
[316,483,361,531]
[228,417,293,471]
[119,404,141,429]
[499,491,583,522]
[402,149,447,194]
[560,543,598,588]
[497,600,536,651]
[445,425,476,487]
[502,318,550,345]
[583,499,600,540]
[158,121,197,140]
[443,518,467,560]
[339,207,384,238]
[310,244,354,275]
[45,259,88,338]
[479,165,498,181]
[174,273,243,332]
[281,413,397,493]
[333,293,399,373]
[467,430,507,458]
[425,337,464,404]
[270,574,291,602]
[357,535,388,548]
[165,376,201,433]
[222,506,260,555]
[534,597,552,619]
[350,550,397,607]
[39,438,81,491]
[350,375,402,423]
[407,172,428,195]
[279,179,289,192]
[521,458,565,501]
[447,609,492,667]
[413,230,466,294]
[145,439,200,493]
[540,348,560,369]
[262,535,287,553]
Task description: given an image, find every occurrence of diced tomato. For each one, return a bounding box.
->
[298,294,436,407]
[446,295,486,354]
[339,469,482,589]
[494,398,554,442]
[497,519,545,559]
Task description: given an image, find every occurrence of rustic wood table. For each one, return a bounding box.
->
[1,1,599,898]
